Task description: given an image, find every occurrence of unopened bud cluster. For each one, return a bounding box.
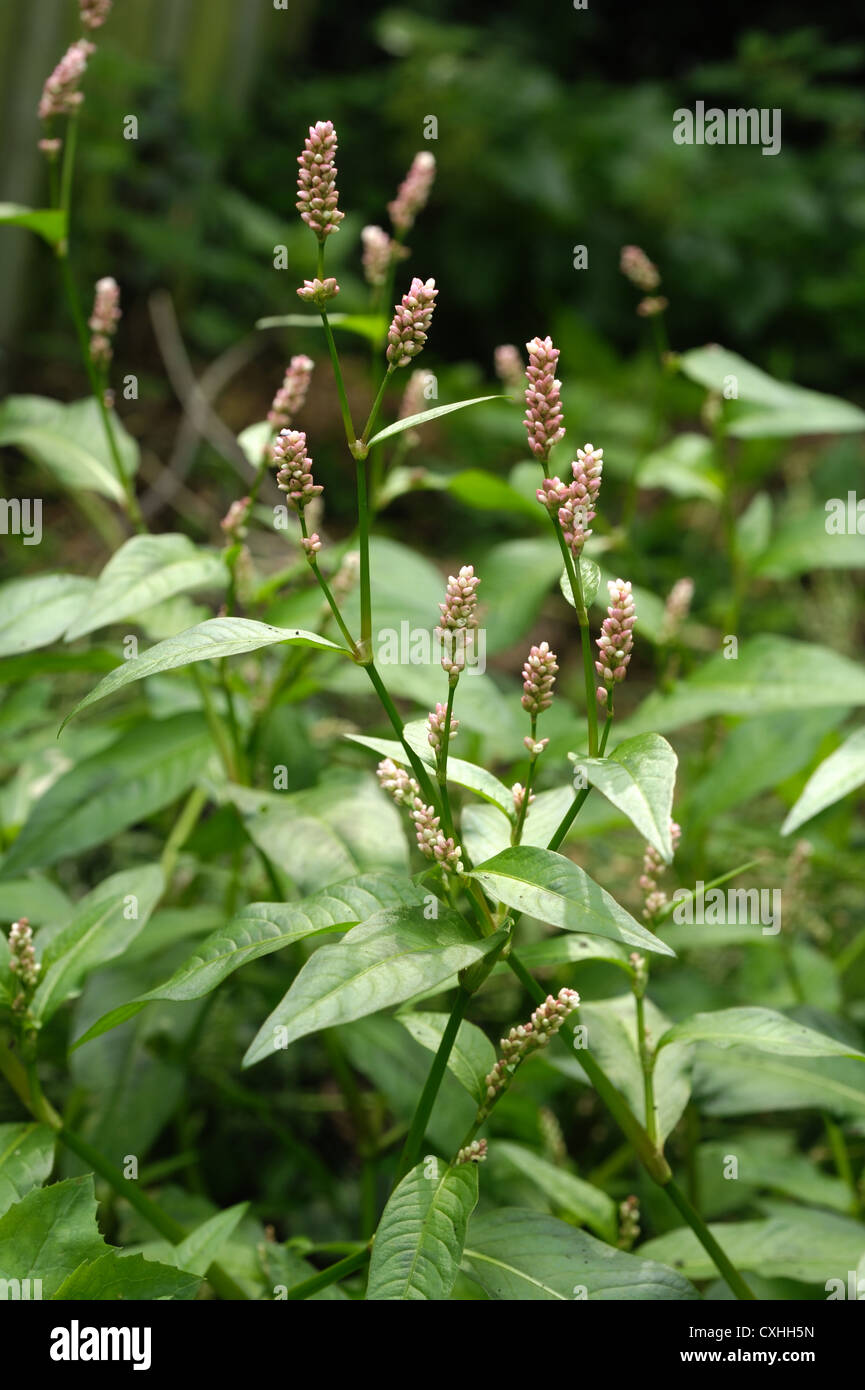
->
[427,703,458,752]
[523,336,565,460]
[521,642,558,717]
[376,759,463,877]
[88,276,120,367]
[386,278,438,369]
[297,277,340,306]
[273,430,323,511]
[641,821,681,919]
[596,579,636,704]
[388,152,436,234]
[39,39,95,122]
[494,344,524,393]
[661,577,694,640]
[511,782,535,815]
[436,565,480,675]
[268,356,314,430]
[620,246,667,317]
[538,443,604,558]
[456,1139,487,1165]
[296,121,344,240]
[478,989,580,1118]
[361,225,407,287]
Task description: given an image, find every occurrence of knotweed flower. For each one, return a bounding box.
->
[521,641,558,717]
[410,801,463,875]
[88,276,120,366]
[301,533,322,560]
[38,137,62,159]
[523,336,565,460]
[456,1140,487,1165]
[595,579,636,701]
[640,821,681,919]
[620,245,660,293]
[399,369,431,421]
[8,918,40,989]
[296,276,340,306]
[38,39,95,121]
[427,703,458,752]
[273,430,322,510]
[268,355,314,430]
[388,151,436,234]
[478,989,580,1119]
[661,576,694,640]
[296,120,344,240]
[512,783,535,815]
[361,225,407,287]
[386,278,438,370]
[376,757,420,807]
[436,564,480,675]
[637,296,668,317]
[494,344,524,393]
[80,0,112,28]
[221,497,250,541]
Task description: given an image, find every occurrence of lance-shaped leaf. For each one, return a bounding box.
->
[0,575,94,657]
[492,1143,618,1244]
[73,872,425,1049]
[32,864,164,1022]
[139,1203,248,1278]
[640,1208,865,1284]
[367,1161,478,1300]
[366,395,505,449]
[0,1123,56,1217]
[781,727,865,835]
[0,202,67,247]
[61,617,345,726]
[243,907,507,1066]
[571,733,677,861]
[65,534,227,640]
[256,312,387,343]
[658,1007,865,1060]
[462,1209,699,1300]
[0,396,138,501]
[396,1011,497,1104]
[468,846,674,956]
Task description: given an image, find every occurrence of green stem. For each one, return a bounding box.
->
[823,1115,860,1215]
[547,786,591,853]
[436,678,458,837]
[282,1247,370,1300]
[355,457,372,656]
[363,662,439,809]
[360,369,391,448]
[394,987,472,1183]
[161,785,208,881]
[192,667,237,779]
[506,951,755,1299]
[634,991,658,1146]
[299,513,359,655]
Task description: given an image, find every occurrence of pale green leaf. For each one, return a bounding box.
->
[782,727,865,835]
[65,534,227,640]
[0,575,94,657]
[367,395,505,448]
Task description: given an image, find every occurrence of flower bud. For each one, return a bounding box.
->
[296,120,344,240]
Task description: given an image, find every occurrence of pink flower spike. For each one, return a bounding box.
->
[88,276,120,366]
[386,278,438,369]
[388,152,436,234]
[39,39,95,121]
[620,245,660,292]
[521,642,558,717]
[273,429,323,510]
[80,0,112,28]
[523,336,565,461]
[361,225,407,287]
[296,120,345,240]
[268,355,314,430]
[595,578,636,689]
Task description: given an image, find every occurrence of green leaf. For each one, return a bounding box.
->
[467,846,674,956]
[559,994,691,1144]
[0,878,72,926]
[445,469,540,519]
[515,932,634,975]
[694,1048,865,1121]
[366,395,505,448]
[347,726,514,816]
[636,432,723,501]
[0,396,139,501]
[492,1142,618,1243]
[0,1176,106,1298]
[52,1250,200,1301]
[61,617,344,726]
[243,906,507,1066]
[32,864,163,1021]
[65,534,227,640]
[462,1209,699,1300]
[0,1123,56,1217]
[0,202,67,247]
[256,312,387,343]
[640,1208,865,1284]
[0,575,94,657]
[2,714,212,874]
[573,733,677,861]
[659,1007,865,1060]
[396,1011,496,1104]
[621,636,865,737]
[755,506,865,579]
[146,1203,248,1277]
[782,727,865,835]
[559,556,602,610]
[679,345,865,438]
[73,872,424,1048]
[478,538,564,654]
[367,1161,478,1300]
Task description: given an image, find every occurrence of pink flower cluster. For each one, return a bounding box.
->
[388,152,436,234]
[80,0,112,28]
[268,355,314,430]
[361,225,407,287]
[494,343,524,392]
[523,336,565,460]
[620,245,660,293]
[595,578,636,701]
[273,430,323,511]
[386,278,438,369]
[376,757,464,877]
[296,277,340,306]
[296,120,344,240]
[537,443,604,558]
[436,564,480,675]
[479,989,580,1117]
[39,39,95,121]
[641,821,682,919]
[427,702,459,752]
[521,642,558,717]
[88,276,121,367]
